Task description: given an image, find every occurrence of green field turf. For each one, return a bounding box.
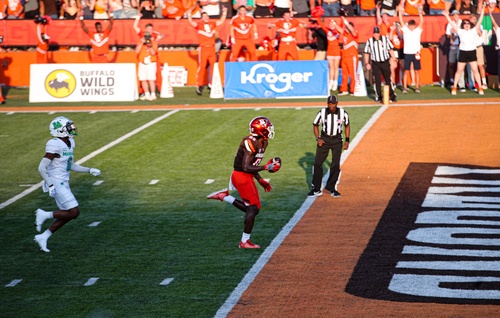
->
[0,107,378,317]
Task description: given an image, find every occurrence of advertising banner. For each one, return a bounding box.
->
[29,63,138,103]
[224,60,329,100]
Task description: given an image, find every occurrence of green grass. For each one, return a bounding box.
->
[2,84,498,108]
[0,107,378,317]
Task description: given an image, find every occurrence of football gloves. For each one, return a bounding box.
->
[48,184,56,198]
[259,178,272,192]
[89,168,101,176]
[264,157,281,173]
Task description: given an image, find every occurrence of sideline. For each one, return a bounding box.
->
[0,110,179,210]
[214,105,390,318]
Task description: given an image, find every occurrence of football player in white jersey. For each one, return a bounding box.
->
[34,116,101,253]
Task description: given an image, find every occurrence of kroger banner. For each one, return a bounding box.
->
[224,60,329,99]
[30,63,138,103]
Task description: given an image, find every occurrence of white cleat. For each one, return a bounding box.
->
[34,234,50,253]
[35,208,47,232]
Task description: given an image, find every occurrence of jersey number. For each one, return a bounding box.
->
[66,156,73,171]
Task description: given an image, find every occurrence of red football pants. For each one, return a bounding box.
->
[231,170,261,209]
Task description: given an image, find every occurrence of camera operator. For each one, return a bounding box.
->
[35,15,51,64]
[136,31,158,101]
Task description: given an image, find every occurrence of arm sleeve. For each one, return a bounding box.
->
[70,163,91,173]
[38,157,53,186]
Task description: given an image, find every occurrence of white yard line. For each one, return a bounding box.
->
[214,105,390,318]
[0,110,179,210]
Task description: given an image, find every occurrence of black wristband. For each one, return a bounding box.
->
[345,137,350,142]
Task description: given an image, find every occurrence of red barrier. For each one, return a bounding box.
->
[3,14,496,47]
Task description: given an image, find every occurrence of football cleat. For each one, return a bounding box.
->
[35,208,49,232]
[239,240,260,249]
[34,234,50,253]
[207,188,229,201]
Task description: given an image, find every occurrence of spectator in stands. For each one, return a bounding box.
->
[308,17,327,60]
[427,0,445,15]
[230,5,258,61]
[338,15,359,95]
[459,0,477,14]
[340,0,354,16]
[133,13,164,39]
[487,0,500,13]
[40,0,58,19]
[254,0,272,17]
[187,7,227,95]
[321,0,339,17]
[60,0,78,19]
[24,0,40,19]
[268,10,307,60]
[109,0,124,18]
[154,0,162,17]
[357,0,376,16]
[7,0,24,18]
[136,27,158,101]
[91,0,111,19]
[121,0,139,18]
[444,6,485,95]
[161,0,184,19]
[402,0,425,16]
[291,0,309,17]
[80,12,114,62]
[389,21,404,86]
[446,9,466,90]
[201,0,221,18]
[234,0,255,16]
[481,0,500,46]
[489,7,500,81]
[80,0,94,19]
[139,0,157,18]
[399,5,423,94]
[379,0,400,16]
[273,0,292,17]
[376,2,394,35]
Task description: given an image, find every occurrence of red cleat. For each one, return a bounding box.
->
[206,188,229,201]
[239,240,260,249]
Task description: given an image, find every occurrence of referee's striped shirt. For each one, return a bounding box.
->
[364,36,394,62]
[313,107,349,137]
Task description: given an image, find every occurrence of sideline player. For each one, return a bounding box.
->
[207,117,281,249]
[34,116,101,253]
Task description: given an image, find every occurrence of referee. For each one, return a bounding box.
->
[308,95,350,198]
[364,26,397,103]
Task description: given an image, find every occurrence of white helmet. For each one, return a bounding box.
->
[49,116,78,138]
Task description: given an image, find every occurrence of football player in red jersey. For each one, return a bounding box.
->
[207,116,281,249]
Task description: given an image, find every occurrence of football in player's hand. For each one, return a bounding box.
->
[265,157,282,173]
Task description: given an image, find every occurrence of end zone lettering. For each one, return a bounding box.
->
[346,163,500,304]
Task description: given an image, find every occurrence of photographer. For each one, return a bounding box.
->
[136,31,158,101]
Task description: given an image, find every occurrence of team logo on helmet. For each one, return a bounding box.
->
[249,116,275,140]
[50,116,78,138]
[45,70,76,99]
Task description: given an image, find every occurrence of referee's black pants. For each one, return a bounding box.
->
[312,135,343,193]
[372,60,396,101]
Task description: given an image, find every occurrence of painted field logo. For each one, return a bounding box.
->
[45,70,76,98]
[346,163,500,304]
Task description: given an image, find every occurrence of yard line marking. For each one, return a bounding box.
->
[131,110,139,113]
[88,221,102,227]
[205,179,214,184]
[83,277,99,286]
[213,109,221,112]
[89,111,97,114]
[0,110,179,210]
[48,111,56,115]
[19,184,37,187]
[254,108,261,111]
[93,180,104,186]
[149,179,159,185]
[215,105,389,318]
[7,112,14,115]
[159,278,174,286]
[5,279,22,287]
[295,107,302,110]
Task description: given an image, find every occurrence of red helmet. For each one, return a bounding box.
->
[249,116,274,140]
[311,6,324,18]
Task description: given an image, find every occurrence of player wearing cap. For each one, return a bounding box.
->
[364,26,397,103]
[308,95,350,198]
